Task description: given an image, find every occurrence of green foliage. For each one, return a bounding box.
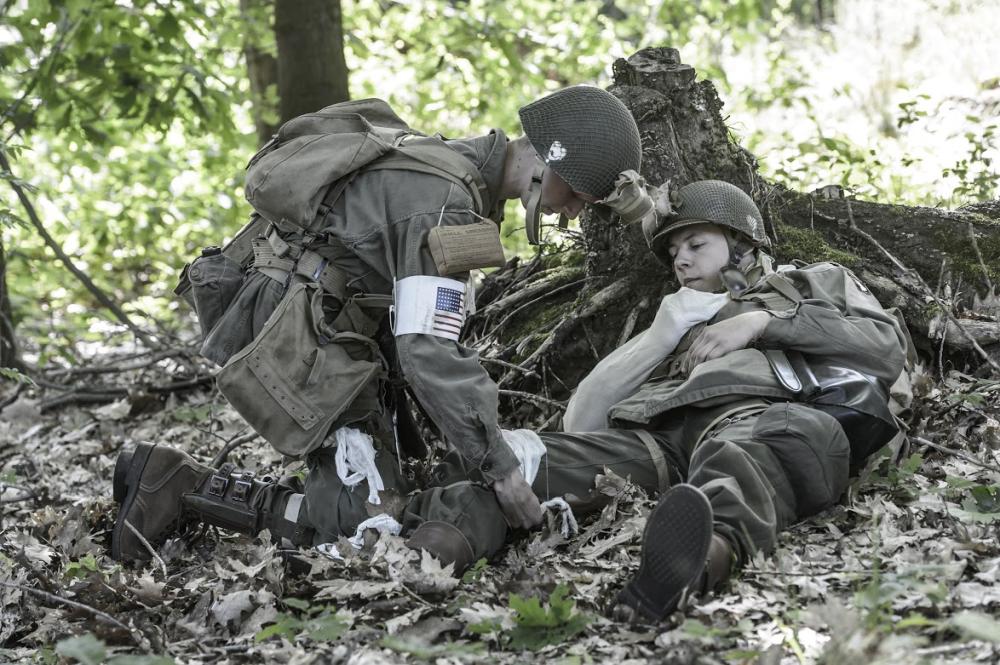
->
[461,557,489,584]
[54,634,174,665]
[63,552,102,580]
[254,598,351,643]
[942,120,998,202]
[505,584,590,650]
[0,366,35,385]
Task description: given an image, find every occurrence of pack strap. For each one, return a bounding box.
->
[760,273,805,304]
[632,430,673,493]
[251,236,350,300]
[363,137,488,214]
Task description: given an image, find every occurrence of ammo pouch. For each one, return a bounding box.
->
[765,349,899,469]
[217,281,383,458]
[187,249,245,339]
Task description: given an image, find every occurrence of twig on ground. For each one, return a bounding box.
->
[124,520,169,578]
[0,581,145,646]
[479,356,541,379]
[913,436,1000,474]
[38,375,214,412]
[498,389,565,411]
[846,200,1000,376]
[210,431,260,467]
[0,482,35,504]
[45,348,196,378]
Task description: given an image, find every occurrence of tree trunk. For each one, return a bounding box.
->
[0,237,20,370]
[240,0,280,146]
[274,0,349,122]
[467,47,1000,423]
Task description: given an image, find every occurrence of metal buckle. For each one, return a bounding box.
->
[232,471,254,502]
[208,474,228,497]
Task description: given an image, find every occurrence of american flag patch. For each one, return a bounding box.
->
[392,275,468,342]
[433,287,465,337]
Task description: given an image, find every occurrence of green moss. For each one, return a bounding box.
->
[505,300,577,361]
[775,225,861,268]
[541,249,586,270]
[927,222,1000,286]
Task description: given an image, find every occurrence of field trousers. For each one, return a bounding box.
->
[534,401,852,562]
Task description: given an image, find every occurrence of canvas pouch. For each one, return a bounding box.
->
[427,220,506,275]
[217,281,381,458]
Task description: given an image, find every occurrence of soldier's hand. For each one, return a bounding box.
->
[493,468,543,529]
[684,311,770,373]
[649,288,729,351]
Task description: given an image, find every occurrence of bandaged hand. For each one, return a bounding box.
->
[683,311,770,373]
[648,287,730,354]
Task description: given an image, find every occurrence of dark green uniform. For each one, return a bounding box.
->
[273,131,517,557]
[534,262,906,561]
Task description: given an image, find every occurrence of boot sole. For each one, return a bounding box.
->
[617,484,713,622]
[111,442,155,561]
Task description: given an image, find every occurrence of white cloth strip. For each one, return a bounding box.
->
[501,428,547,485]
[283,493,304,522]
[541,498,578,538]
[333,427,384,505]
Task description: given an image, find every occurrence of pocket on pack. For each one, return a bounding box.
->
[217,282,381,458]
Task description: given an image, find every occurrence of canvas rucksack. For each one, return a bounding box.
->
[174,99,492,458]
[176,97,488,307]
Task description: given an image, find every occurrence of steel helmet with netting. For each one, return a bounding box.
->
[646,180,769,260]
[518,86,642,200]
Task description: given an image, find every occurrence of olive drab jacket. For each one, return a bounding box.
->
[303,130,521,483]
[608,262,909,444]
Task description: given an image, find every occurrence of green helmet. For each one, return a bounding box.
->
[646,179,769,259]
[518,86,642,200]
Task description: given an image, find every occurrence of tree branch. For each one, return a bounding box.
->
[0,148,159,349]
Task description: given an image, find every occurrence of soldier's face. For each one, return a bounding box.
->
[538,166,593,220]
[667,224,730,292]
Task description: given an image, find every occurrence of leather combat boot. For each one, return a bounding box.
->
[111,442,214,562]
[405,521,476,576]
[613,484,718,623]
[112,442,310,563]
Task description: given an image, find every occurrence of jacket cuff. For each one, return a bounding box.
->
[761,314,798,346]
[477,430,520,483]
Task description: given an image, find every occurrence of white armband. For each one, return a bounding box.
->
[393,275,467,341]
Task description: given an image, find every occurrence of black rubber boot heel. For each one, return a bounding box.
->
[112,448,135,503]
[110,442,155,561]
[616,484,713,622]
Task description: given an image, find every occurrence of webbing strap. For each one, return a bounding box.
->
[761,273,805,304]
[632,430,672,493]
[252,236,350,300]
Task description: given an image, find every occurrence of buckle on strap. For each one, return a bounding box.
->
[207,463,236,497]
[232,471,255,503]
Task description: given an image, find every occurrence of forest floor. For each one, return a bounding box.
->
[1,352,999,665]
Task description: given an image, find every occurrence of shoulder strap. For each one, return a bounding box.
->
[362,136,488,214]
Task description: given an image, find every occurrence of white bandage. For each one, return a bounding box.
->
[541,498,578,538]
[394,275,467,342]
[502,429,547,485]
[333,427,385,505]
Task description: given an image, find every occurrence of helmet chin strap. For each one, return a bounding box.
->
[524,161,545,245]
[719,233,749,296]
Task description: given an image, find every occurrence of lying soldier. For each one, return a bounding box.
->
[523,179,908,622]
